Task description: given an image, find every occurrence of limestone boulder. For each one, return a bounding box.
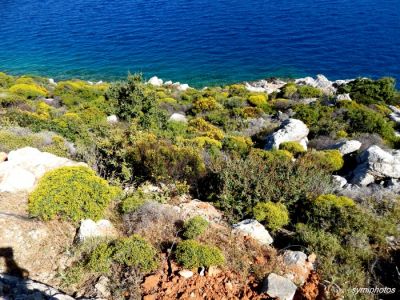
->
[232,219,273,246]
[329,140,362,155]
[76,219,118,243]
[261,273,297,300]
[265,119,309,150]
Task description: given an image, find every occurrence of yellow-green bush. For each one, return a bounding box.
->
[190,136,222,149]
[113,234,159,272]
[175,240,225,269]
[253,202,290,231]
[188,118,224,140]
[282,83,298,98]
[248,94,267,107]
[309,150,344,171]
[252,148,293,163]
[314,194,355,208]
[192,96,219,112]
[9,83,48,98]
[336,130,348,138]
[0,72,15,88]
[279,141,306,156]
[87,241,114,274]
[28,166,120,222]
[234,106,264,118]
[15,77,36,85]
[223,135,253,155]
[182,216,209,239]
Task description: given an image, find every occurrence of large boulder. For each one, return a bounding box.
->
[295,74,335,95]
[76,219,118,243]
[232,219,273,245]
[265,119,309,150]
[351,145,400,185]
[329,140,362,155]
[261,273,297,300]
[0,147,85,193]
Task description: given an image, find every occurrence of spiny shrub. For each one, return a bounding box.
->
[190,136,222,150]
[279,141,306,156]
[175,240,225,269]
[28,166,120,222]
[248,94,267,107]
[188,118,224,140]
[9,83,47,98]
[113,235,159,272]
[253,202,290,231]
[182,216,209,239]
[192,96,219,112]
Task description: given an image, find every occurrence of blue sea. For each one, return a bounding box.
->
[0,0,399,87]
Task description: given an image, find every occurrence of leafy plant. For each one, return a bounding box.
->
[182,216,209,239]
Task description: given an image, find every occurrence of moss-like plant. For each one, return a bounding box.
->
[175,240,225,269]
[253,202,290,231]
[28,166,120,221]
[182,216,209,239]
[113,235,158,272]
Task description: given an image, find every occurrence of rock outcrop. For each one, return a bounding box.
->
[232,219,273,246]
[148,76,163,86]
[282,251,315,285]
[351,145,400,186]
[329,140,362,155]
[245,79,287,94]
[0,147,85,193]
[261,273,297,300]
[76,219,118,243]
[265,119,309,150]
[295,74,335,95]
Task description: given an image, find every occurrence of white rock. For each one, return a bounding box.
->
[389,105,400,124]
[262,273,297,300]
[48,78,57,85]
[106,114,118,123]
[95,276,111,297]
[179,270,194,279]
[179,200,224,224]
[148,76,163,86]
[245,83,265,93]
[336,93,352,102]
[0,165,36,193]
[177,83,190,91]
[76,219,118,242]
[265,119,309,150]
[330,140,362,155]
[169,113,187,123]
[0,147,86,193]
[164,80,173,85]
[332,175,347,189]
[296,74,335,94]
[351,145,400,185]
[232,219,273,245]
[283,250,308,266]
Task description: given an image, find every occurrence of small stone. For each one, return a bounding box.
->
[179,270,194,279]
[262,273,297,300]
[169,113,187,123]
[76,219,118,242]
[232,219,273,245]
[106,115,118,123]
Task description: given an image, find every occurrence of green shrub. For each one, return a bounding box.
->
[87,242,114,274]
[222,136,252,156]
[307,150,344,172]
[175,240,225,269]
[28,166,119,221]
[188,118,224,140]
[279,141,306,156]
[121,190,149,213]
[248,94,267,107]
[106,74,166,128]
[253,202,290,231]
[281,83,298,99]
[182,216,209,239]
[113,235,158,272]
[192,96,219,112]
[297,85,322,98]
[9,83,48,98]
[337,77,397,105]
[315,194,355,208]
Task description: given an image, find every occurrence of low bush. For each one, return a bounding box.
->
[182,216,209,239]
[297,85,322,98]
[279,141,306,156]
[113,234,159,272]
[9,83,48,98]
[0,72,14,88]
[192,96,219,113]
[222,136,252,156]
[248,94,267,107]
[305,150,344,172]
[188,118,224,140]
[87,241,114,274]
[253,202,289,231]
[28,166,120,221]
[175,240,225,269]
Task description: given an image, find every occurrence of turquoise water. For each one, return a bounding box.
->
[0,0,399,86]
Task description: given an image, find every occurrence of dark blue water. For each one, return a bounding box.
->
[0,0,399,87]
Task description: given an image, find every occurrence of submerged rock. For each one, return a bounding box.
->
[232,219,273,245]
[265,118,309,150]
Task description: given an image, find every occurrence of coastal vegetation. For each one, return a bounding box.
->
[0,71,399,299]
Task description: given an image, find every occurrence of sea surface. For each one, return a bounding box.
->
[0,0,399,87]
